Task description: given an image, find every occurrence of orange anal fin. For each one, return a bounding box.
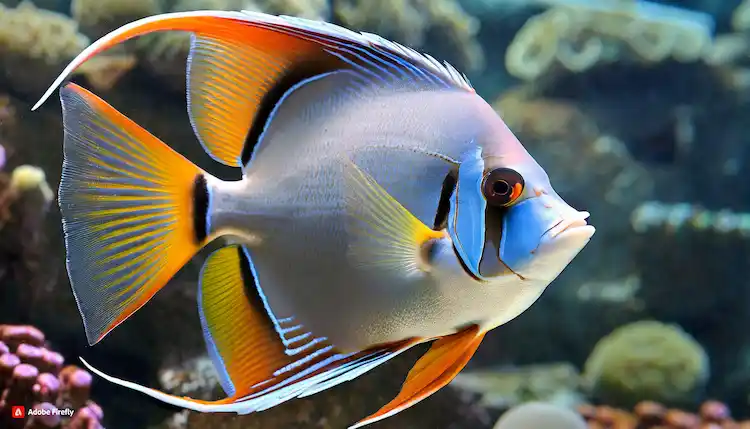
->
[349,326,485,429]
[199,244,424,408]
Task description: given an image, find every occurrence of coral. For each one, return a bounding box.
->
[505,1,716,81]
[0,325,104,428]
[628,199,750,329]
[0,1,88,64]
[494,401,587,429]
[733,0,750,32]
[452,362,585,410]
[335,0,484,72]
[9,166,54,205]
[0,162,56,322]
[74,53,139,92]
[71,0,164,37]
[578,400,750,428]
[703,33,749,66]
[631,201,750,236]
[157,355,218,401]
[582,321,709,408]
[0,1,89,94]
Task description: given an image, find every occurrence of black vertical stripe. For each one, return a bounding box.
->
[236,246,277,332]
[240,58,335,166]
[192,174,209,243]
[433,172,457,230]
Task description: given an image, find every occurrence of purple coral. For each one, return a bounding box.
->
[0,325,104,428]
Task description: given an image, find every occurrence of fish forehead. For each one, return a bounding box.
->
[331,90,506,157]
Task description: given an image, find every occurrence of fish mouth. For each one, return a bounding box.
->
[546,211,592,239]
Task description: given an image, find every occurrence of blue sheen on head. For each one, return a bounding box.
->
[447,146,486,279]
[499,197,562,271]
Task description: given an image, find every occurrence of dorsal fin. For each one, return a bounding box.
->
[32,11,475,168]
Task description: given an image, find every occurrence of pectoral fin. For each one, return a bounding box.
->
[350,326,485,429]
[342,159,445,277]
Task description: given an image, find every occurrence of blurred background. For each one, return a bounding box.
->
[0,0,749,428]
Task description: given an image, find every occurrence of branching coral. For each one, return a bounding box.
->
[505,0,715,81]
[582,321,709,408]
[0,325,104,428]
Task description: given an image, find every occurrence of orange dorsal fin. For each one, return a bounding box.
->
[33,12,475,168]
[350,326,485,429]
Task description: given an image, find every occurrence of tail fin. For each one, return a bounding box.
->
[58,83,210,345]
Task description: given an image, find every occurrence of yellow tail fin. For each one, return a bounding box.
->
[58,83,209,345]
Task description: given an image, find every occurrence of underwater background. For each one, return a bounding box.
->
[0,0,749,428]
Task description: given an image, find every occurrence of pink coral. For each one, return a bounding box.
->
[0,325,104,428]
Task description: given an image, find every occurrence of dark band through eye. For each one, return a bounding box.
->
[433,172,457,230]
[482,168,524,207]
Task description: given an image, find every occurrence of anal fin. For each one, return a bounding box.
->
[198,245,290,397]
[350,325,485,429]
[79,244,422,414]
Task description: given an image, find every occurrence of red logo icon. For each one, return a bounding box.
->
[11,406,24,418]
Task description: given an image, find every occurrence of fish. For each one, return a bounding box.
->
[34,10,595,428]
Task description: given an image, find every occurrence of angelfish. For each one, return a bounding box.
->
[34,10,595,428]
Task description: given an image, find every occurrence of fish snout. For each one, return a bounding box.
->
[500,195,594,280]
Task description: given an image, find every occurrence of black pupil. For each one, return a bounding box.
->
[483,168,524,207]
[492,180,510,196]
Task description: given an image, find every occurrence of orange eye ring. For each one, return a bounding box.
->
[482,168,524,207]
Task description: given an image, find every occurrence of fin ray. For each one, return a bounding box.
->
[197,244,422,406]
[186,34,303,167]
[198,245,291,397]
[342,159,445,276]
[33,11,473,112]
[350,326,485,429]
[59,83,208,345]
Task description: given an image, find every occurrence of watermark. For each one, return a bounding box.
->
[10,405,76,418]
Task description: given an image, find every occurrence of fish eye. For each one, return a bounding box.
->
[482,168,524,207]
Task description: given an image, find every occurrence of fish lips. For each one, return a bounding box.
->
[498,197,595,278]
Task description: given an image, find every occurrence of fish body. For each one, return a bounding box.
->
[208,85,552,352]
[37,10,594,428]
